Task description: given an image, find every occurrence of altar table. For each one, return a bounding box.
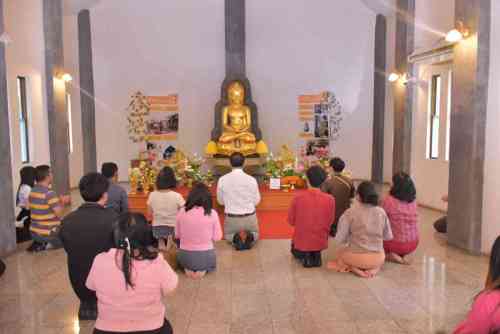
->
[128,186,306,219]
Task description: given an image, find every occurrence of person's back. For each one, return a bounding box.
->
[321,174,354,222]
[290,190,334,251]
[217,153,261,246]
[87,249,177,332]
[383,195,418,243]
[59,172,117,321]
[101,162,128,215]
[345,203,389,253]
[176,207,221,251]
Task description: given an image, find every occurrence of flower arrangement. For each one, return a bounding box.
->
[170,152,214,187]
[129,161,158,193]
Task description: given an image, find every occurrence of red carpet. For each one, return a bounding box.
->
[219,210,294,240]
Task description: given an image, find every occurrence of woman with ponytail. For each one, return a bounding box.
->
[86,213,178,334]
[453,236,500,333]
[327,181,393,278]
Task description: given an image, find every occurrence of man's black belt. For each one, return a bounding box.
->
[225,212,256,218]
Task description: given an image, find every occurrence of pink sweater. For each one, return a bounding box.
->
[176,207,222,251]
[454,290,500,334]
[86,249,178,332]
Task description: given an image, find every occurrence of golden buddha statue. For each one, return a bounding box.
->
[206,81,268,156]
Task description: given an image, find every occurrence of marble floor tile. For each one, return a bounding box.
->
[0,201,489,333]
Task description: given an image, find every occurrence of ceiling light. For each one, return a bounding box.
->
[446,29,464,43]
[388,72,400,82]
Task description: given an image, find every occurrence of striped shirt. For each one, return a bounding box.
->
[29,184,61,236]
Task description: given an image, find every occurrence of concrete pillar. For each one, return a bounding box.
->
[372,14,387,183]
[225,0,245,77]
[0,0,16,255]
[43,0,70,195]
[448,0,491,254]
[392,0,415,175]
[78,9,97,174]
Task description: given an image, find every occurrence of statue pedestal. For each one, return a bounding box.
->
[206,156,267,181]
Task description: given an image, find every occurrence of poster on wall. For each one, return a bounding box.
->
[297,91,342,156]
[145,95,179,141]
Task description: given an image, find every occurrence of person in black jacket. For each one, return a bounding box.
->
[60,173,117,321]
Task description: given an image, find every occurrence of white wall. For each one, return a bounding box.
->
[63,12,84,188]
[247,0,375,180]
[5,0,50,194]
[407,0,454,211]
[414,0,455,50]
[88,0,378,181]
[482,0,500,253]
[90,0,225,181]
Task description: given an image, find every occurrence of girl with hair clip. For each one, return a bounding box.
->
[453,235,500,333]
[16,166,36,244]
[327,181,393,278]
[86,213,178,334]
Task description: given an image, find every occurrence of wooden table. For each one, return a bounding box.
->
[128,186,306,219]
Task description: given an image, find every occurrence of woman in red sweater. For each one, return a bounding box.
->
[288,166,335,268]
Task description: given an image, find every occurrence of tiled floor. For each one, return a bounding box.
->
[0,205,488,333]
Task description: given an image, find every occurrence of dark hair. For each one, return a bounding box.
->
[156,167,177,190]
[113,213,157,289]
[357,181,379,206]
[390,172,416,203]
[330,157,346,173]
[488,236,500,290]
[306,165,327,188]
[17,166,36,206]
[101,162,118,179]
[35,165,51,183]
[185,183,213,216]
[230,153,245,168]
[79,172,110,202]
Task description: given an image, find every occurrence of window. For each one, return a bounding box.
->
[67,93,74,153]
[428,75,441,159]
[16,77,30,163]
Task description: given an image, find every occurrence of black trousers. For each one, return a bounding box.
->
[16,208,32,243]
[93,319,173,334]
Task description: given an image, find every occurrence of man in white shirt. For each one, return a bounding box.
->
[217,153,261,246]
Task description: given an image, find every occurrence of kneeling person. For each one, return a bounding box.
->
[288,166,335,268]
[176,183,222,279]
[60,173,117,320]
[217,153,260,249]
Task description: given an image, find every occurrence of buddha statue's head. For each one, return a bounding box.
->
[228,81,245,106]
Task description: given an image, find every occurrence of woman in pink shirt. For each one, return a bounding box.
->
[176,183,222,279]
[86,213,178,334]
[382,172,419,265]
[454,236,500,333]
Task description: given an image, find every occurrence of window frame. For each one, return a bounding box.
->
[16,76,30,164]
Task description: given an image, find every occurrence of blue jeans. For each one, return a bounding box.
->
[31,231,63,249]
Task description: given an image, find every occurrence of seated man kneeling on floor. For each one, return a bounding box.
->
[217,153,261,250]
[288,166,335,268]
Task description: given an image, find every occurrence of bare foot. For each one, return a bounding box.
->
[350,267,371,278]
[365,267,381,278]
[185,269,195,279]
[387,252,406,265]
[401,256,412,265]
[195,271,207,279]
[327,261,349,273]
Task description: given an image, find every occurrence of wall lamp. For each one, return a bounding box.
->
[56,71,73,82]
[446,21,470,43]
[388,72,415,85]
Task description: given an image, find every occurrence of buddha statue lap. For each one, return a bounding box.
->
[206,81,268,157]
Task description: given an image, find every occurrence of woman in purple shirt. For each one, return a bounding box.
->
[454,235,500,333]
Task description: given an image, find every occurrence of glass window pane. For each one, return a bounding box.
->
[16,77,30,163]
[428,75,441,159]
[67,94,73,154]
[446,71,452,161]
